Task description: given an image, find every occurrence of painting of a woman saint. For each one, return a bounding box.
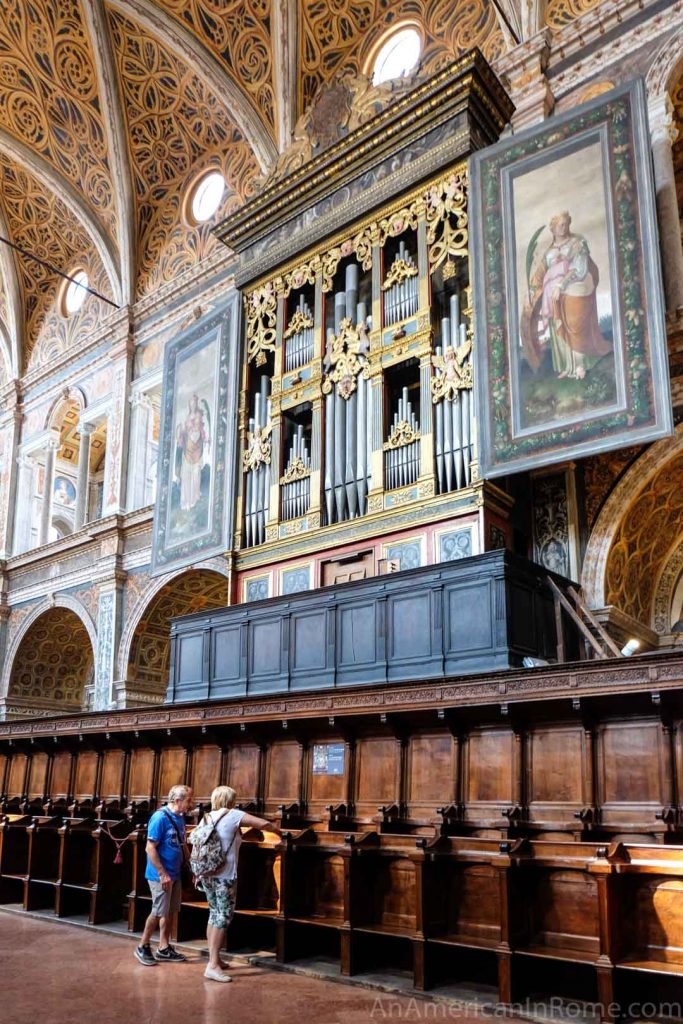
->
[522,212,611,381]
[175,393,210,511]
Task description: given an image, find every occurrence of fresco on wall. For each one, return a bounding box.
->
[470,78,672,477]
[53,476,76,507]
[151,295,241,576]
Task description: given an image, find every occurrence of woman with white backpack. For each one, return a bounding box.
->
[189,785,280,983]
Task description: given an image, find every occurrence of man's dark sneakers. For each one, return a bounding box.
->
[154,945,187,962]
[134,944,156,966]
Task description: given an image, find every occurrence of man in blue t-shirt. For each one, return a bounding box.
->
[134,784,193,966]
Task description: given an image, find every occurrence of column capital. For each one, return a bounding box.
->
[46,435,61,452]
[77,420,96,437]
[497,29,554,132]
[649,92,678,147]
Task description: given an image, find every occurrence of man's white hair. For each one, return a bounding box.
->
[168,784,191,804]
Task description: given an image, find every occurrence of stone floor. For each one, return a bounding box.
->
[0,910,517,1024]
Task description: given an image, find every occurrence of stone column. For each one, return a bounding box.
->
[38,437,58,547]
[93,579,125,711]
[13,455,33,553]
[102,313,134,517]
[0,384,22,559]
[649,93,683,321]
[126,393,152,511]
[74,422,93,531]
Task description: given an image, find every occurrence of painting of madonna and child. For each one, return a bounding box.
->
[513,139,618,433]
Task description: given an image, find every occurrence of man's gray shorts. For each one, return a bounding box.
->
[148,878,182,917]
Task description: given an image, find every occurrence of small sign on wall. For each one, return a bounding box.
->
[312,742,345,775]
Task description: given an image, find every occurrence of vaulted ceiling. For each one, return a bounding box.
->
[0,0,603,380]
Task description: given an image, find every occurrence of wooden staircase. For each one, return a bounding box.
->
[547,576,622,661]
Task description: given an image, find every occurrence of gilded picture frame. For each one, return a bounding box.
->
[469,78,672,478]
[151,295,241,576]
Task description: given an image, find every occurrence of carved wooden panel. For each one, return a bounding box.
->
[524,869,599,954]
[619,876,683,965]
[437,862,501,942]
[50,752,73,798]
[158,747,186,800]
[354,736,399,819]
[263,740,301,815]
[26,753,48,800]
[7,754,27,797]
[100,749,125,801]
[191,744,221,801]
[226,743,260,805]
[128,748,155,801]
[597,720,670,827]
[462,728,514,825]
[74,750,98,799]
[406,731,457,820]
[526,725,587,826]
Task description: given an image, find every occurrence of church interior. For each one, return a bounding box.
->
[1,0,683,1020]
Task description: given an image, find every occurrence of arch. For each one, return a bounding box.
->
[652,535,683,634]
[43,386,87,432]
[646,28,683,98]
[0,127,122,306]
[118,560,229,689]
[1,595,97,704]
[107,0,277,173]
[581,423,683,623]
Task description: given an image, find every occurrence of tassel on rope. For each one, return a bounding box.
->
[101,823,127,864]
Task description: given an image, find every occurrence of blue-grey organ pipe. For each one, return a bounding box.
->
[285,294,314,371]
[383,240,419,326]
[281,424,311,521]
[323,276,372,523]
[245,377,271,546]
[385,386,419,490]
[434,296,473,494]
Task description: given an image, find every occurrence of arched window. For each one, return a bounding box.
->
[188,170,226,223]
[372,28,422,86]
[62,269,89,316]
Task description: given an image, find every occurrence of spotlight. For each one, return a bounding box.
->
[523,656,550,668]
[620,638,640,657]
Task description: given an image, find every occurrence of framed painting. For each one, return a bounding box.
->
[469,77,672,478]
[151,295,241,575]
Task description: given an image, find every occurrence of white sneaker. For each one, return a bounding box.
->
[205,966,232,983]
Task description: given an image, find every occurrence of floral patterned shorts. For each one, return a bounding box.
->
[201,877,237,929]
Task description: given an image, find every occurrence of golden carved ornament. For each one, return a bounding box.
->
[283,309,314,339]
[382,257,418,291]
[425,171,468,272]
[280,457,311,485]
[277,259,319,298]
[246,282,277,365]
[322,317,370,400]
[384,420,421,450]
[242,422,273,472]
[431,339,473,403]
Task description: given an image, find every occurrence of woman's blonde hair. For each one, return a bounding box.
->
[211,785,236,810]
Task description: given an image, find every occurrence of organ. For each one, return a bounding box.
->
[2,51,682,1024]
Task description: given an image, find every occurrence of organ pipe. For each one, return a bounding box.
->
[284,294,314,372]
[434,291,474,493]
[244,376,271,547]
[384,386,420,491]
[383,240,418,326]
[281,424,311,521]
